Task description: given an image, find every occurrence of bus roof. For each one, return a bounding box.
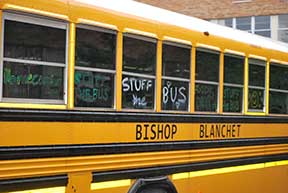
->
[75,0,288,54]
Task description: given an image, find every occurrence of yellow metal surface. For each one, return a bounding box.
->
[244,56,249,113]
[9,186,66,193]
[0,144,287,180]
[116,31,123,110]
[190,47,196,113]
[77,18,118,31]
[66,172,92,193]
[156,40,163,112]
[265,60,270,115]
[174,162,288,193]
[163,36,192,46]
[0,103,66,109]
[218,51,224,114]
[1,122,288,146]
[68,22,76,109]
[91,179,131,190]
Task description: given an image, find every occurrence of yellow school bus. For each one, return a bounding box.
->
[0,0,288,193]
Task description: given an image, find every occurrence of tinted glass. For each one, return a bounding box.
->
[162,44,190,79]
[162,79,189,111]
[74,70,114,108]
[196,50,219,82]
[4,20,66,63]
[195,83,218,112]
[270,64,288,90]
[279,14,288,28]
[122,75,154,109]
[223,86,243,113]
[255,16,270,30]
[225,18,233,27]
[76,28,116,69]
[249,61,265,87]
[248,88,264,110]
[269,91,288,114]
[3,62,63,99]
[123,36,156,75]
[278,30,288,43]
[236,17,251,31]
[255,30,271,37]
[224,55,244,85]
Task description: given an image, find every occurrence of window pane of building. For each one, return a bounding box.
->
[3,62,63,100]
[195,83,218,112]
[4,20,66,63]
[162,44,190,79]
[122,76,155,109]
[255,30,271,37]
[236,17,251,31]
[223,86,243,113]
[224,55,244,85]
[279,14,288,28]
[225,18,233,27]
[162,79,189,111]
[196,50,219,82]
[278,30,288,43]
[75,27,116,69]
[269,91,288,114]
[255,16,270,30]
[74,70,114,108]
[123,36,156,75]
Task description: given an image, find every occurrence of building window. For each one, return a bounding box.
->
[278,14,288,43]
[269,63,288,114]
[74,25,116,108]
[255,16,271,37]
[223,54,244,113]
[195,49,220,112]
[161,42,191,111]
[223,16,271,38]
[122,34,156,110]
[2,12,67,103]
[248,59,266,112]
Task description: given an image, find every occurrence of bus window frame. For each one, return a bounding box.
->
[0,11,68,104]
[269,61,288,115]
[223,52,245,114]
[161,40,191,112]
[247,57,267,113]
[74,24,117,110]
[121,32,157,111]
[195,47,220,113]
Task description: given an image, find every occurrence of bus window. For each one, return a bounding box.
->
[248,59,266,111]
[195,49,220,112]
[223,54,244,113]
[122,34,156,110]
[74,25,116,108]
[2,13,66,103]
[269,63,288,114]
[161,42,190,111]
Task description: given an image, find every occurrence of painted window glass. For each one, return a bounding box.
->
[122,35,156,109]
[223,54,244,113]
[161,43,190,111]
[2,13,66,102]
[269,63,288,114]
[74,26,116,108]
[248,59,266,111]
[195,49,220,112]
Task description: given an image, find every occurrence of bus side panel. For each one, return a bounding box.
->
[174,164,288,193]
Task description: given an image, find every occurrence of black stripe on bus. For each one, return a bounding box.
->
[1,137,288,160]
[92,153,288,182]
[0,175,68,193]
[0,108,288,123]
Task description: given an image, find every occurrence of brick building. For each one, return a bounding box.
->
[135,0,288,43]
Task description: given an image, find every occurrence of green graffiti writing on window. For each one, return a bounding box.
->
[3,68,62,87]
